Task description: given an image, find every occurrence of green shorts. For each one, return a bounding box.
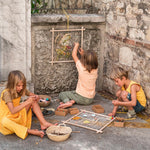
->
[59,90,93,105]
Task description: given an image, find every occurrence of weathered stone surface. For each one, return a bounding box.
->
[119,47,133,66]
[131,0,141,4]
[126,4,136,18]
[116,2,125,15]
[106,11,114,24]
[129,28,145,40]
[32,14,105,23]
[131,70,141,83]
[103,78,118,94]
[32,26,102,94]
[146,27,150,42]
[144,85,150,100]
[128,19,138,28]
[145,49,150,58]
[102,0,115,4]
[0,0,31,81]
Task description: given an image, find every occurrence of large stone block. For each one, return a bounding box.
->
[129,28,145,40]
[116,2,125,15]
[119,47,133,66]
[144,85,150,100]
[131,0,141,4]
[146,27,150,42]
[128,19,137,28]
[102,0,115,3]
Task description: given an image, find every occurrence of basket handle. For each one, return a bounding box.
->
[58,123,66,127]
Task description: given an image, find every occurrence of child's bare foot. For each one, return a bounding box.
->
[27,129,45,138]
[41,122,57,130]
[70,100,75,104]
[57,100,75,109]
[57,102,72,109]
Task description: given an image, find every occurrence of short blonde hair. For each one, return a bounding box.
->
[110,67,128,80]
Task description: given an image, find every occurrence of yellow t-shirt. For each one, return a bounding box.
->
[122,81,146,107]
[76,60,98,99]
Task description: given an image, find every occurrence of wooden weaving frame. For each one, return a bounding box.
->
[62,109,115,133]
[50,27,85,65]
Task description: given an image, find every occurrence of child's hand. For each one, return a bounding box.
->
[74,42,79,47]
[34,95,40,101]
[112,100,119,106]
[78,48,84,56]
[29,95,39,101]
[27,97,35,104]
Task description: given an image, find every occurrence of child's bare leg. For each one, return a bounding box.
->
[121,91,134,110]
[57,100,75,109]
[108,90,125,116]
[27,129,44,138]
[116,90,122,99]
[31,101,56,130]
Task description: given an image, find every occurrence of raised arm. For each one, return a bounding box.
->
[72,42,79,63]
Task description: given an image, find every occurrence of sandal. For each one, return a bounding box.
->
[127,110,137,119]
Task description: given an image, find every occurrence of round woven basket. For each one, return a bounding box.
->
[38,95,51,107]
[46,124,72,142]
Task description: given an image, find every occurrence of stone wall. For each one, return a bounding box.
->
[92,0,150,102]
[0,0,31,82]
[31,15,105,94]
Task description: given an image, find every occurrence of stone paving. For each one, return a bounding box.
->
[0,93,150,150]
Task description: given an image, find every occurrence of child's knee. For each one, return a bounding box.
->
[116,90,121,97]
[121,91,130,100]
[1,117,9,127]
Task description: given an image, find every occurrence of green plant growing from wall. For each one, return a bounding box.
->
[31,0,47,14]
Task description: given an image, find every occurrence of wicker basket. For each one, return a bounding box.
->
[38,95,51,107]
[46,124,72,142]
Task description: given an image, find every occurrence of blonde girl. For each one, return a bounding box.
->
[58,42,98,108]
[0,70,55,139]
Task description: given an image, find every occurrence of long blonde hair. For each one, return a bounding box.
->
[6,70,26,99]
[80,50,98,73]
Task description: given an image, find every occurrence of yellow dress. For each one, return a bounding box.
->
[0,89,32,139]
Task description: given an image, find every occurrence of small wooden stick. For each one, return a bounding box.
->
[97,118,115,133]
[50,28,85,32]
[93,118,99,125]
[63,121,103,133]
